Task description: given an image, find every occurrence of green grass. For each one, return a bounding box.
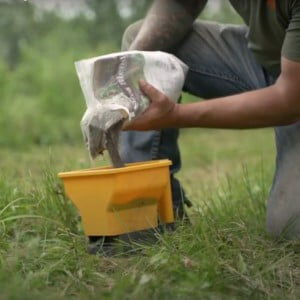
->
[1,128,299,299]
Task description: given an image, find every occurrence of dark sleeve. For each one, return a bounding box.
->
[282,1,300,61]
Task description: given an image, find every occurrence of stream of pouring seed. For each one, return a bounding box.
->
[105,120,125,168]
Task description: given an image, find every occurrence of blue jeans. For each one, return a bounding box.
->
[121,20,300,237]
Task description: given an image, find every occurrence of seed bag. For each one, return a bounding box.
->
[75,51,188,166]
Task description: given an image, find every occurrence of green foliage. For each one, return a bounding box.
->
[0,0,36,69]
[0,5,117,147]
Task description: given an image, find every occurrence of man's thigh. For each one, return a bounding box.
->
[174,21,272,98]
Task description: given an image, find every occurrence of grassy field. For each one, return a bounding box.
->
[0,4,299,298]
[1,127,299,299]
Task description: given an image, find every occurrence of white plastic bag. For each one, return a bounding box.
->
[75,51,188,164]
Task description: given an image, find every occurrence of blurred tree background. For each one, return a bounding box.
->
[0,0,241,148]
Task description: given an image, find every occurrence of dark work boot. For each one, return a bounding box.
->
[87,236,118,256]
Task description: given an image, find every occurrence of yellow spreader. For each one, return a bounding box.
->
[58,160,174,236]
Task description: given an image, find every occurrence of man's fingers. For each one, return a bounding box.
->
[139,80,163,102]
[123,79,167,131]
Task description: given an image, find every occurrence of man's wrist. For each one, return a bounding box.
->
[169,103,181,128]
[169,102,206,128]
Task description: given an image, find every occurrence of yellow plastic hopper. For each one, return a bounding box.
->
[58,159,174,236]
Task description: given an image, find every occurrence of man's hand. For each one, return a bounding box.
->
[124,80,179,131]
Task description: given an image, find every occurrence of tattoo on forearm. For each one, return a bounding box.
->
[130,0,208,51]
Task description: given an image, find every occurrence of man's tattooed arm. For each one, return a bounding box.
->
[129,0,208,51]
